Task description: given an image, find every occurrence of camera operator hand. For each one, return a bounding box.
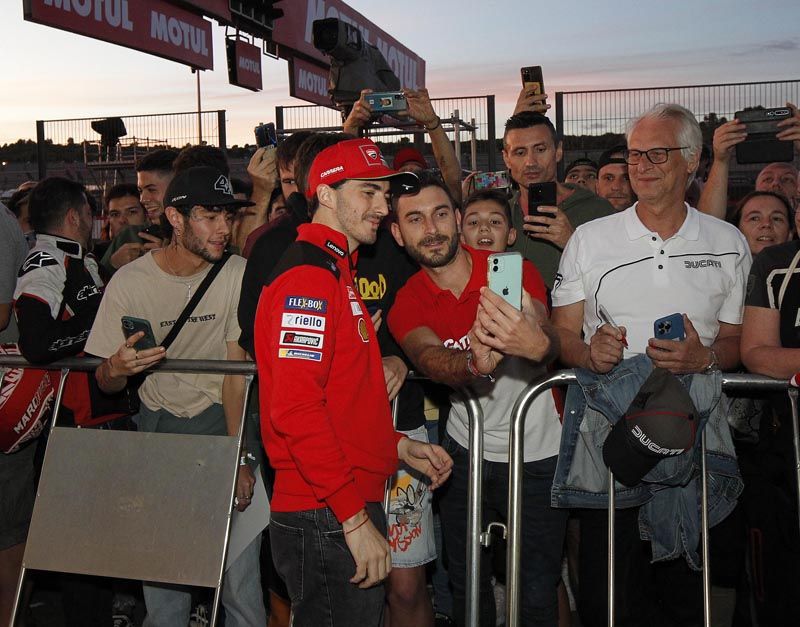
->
[711,119,748,163]
[513,86,550,116]
[344,89,374,136]
[777,102,800,154]
[403,88,439,129]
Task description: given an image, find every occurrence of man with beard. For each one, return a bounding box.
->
[503,111,614,288]
[387,172,565,627]
[86,167,267,627]
[254,139,452,627]
[596,146,635,211]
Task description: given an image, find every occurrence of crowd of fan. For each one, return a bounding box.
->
[1,84,800,627]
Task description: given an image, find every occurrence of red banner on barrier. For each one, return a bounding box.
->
[288,57,333,107]
[273,0,425,91]
[227,38,262,92]
[23,0,214,70]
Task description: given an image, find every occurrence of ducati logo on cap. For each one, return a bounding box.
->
[214,175,233,196]
[359,144,382,166]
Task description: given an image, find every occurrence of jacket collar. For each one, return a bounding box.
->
[37,233,86,258]
[296,223,357,275]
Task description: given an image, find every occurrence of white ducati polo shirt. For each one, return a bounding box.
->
[552,203,752,357]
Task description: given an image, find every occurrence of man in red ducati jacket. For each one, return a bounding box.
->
[254,138,453,626]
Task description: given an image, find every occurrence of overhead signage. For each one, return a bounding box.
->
[272,0,425,91]
[288,57,332,107]
[24,0,214,70]
[176,1,231,23]
[227,38,262,91]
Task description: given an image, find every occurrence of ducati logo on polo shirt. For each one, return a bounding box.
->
[284,295,328,313]
[359,144,382,166]
[357,318,370,342]
[683,259,722,269]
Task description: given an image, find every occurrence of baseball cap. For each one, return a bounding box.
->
[164,166,254,209]
[602,367,698,487]
[598,145,627,170]
[393,146,428,171]
[565,158,598,176]
[305,138,420,199]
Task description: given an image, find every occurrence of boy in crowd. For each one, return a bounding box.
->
[460,189,517,252]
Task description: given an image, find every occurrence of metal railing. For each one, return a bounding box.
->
[504,371,798,627]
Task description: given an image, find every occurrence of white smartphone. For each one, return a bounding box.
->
[487,252,523,310]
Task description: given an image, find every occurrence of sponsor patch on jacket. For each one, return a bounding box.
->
[284,295,328,313]
[281,313,326,331]
[357,318,370,343]
[278,348,323,362]
[279,330,324,349]
[19,251,57,276]
[325,240,346,258]
[350,301,363,316]
[346,286,357,301]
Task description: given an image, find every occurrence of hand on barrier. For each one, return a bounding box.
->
[646,315,710,374]
[343,509,392,588]
[382,356,407,401]
[588,323,626,373]
[234,464,255,512]
[397,437,453,490]
[108,332,166,377]
[475,288,551,362]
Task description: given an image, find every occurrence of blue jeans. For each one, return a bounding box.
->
[439,434,567,627]
[269,502,386,627]
[142,534,266,627]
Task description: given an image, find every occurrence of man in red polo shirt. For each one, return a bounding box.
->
[387,172,565,627]
[254,139,452,627]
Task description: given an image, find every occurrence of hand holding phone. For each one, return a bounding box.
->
[254,122,278,148]
[487,252,523,310]
[653,313,685,341]
[121,316,158,350]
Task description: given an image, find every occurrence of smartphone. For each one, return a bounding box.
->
[487,252,523,310]
[121,316,158,350]
[528,182,557,219]
[254,122,278,148]
[653,313,685,341]
[520,65,544,95]
[365,92,408,112]
[141,223,164,240]
[474,171,511,190]
[735,107,794,164]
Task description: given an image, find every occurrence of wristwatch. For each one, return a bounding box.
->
[703,348,720,374]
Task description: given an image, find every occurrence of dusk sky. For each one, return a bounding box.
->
[1,0,799,146]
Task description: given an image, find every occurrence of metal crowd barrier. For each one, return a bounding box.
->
[2,357,256,627]
[504,371,797,627]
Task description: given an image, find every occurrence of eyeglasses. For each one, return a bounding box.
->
[622,147,688,165]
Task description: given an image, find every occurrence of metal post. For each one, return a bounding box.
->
[36,120,47,180]
[470,117,478,172]
[453,109,462,168]
[210,373,254,627]
[384,396,400,519]
[486,96,497,172]
[608,469,615,627]
[217,110,227,154]
[701,431,711,627]
[462,388,484,627]
[555,92,565,181]
[788,388,800,539]
[10,367,70,627]
[196,69,203,144]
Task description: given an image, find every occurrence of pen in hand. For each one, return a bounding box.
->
[598,305,628,348]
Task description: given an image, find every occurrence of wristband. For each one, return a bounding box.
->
[466,350,496,383]
[344,516,369,535]
[424,116,441,132]
[703,348,720,374]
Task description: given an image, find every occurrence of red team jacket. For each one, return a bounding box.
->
[254,223,401,523]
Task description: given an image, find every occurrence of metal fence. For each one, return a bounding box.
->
[275,95,500,171]
[35,110,227,184]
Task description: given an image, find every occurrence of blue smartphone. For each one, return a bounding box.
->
[653,313,685,341]
[121,316,158,350]
[487,252,523,310]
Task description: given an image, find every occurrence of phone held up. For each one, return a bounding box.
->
[254,122,278,149]
[474,171,511,190]
[527,182,557,221]
[735,107,794,164]
[121,316,158,350]
[520,65,544,96]
[365,92,408,113]
[487,252,523,310]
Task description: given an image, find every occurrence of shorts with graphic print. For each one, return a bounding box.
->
[388,425,436,567]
